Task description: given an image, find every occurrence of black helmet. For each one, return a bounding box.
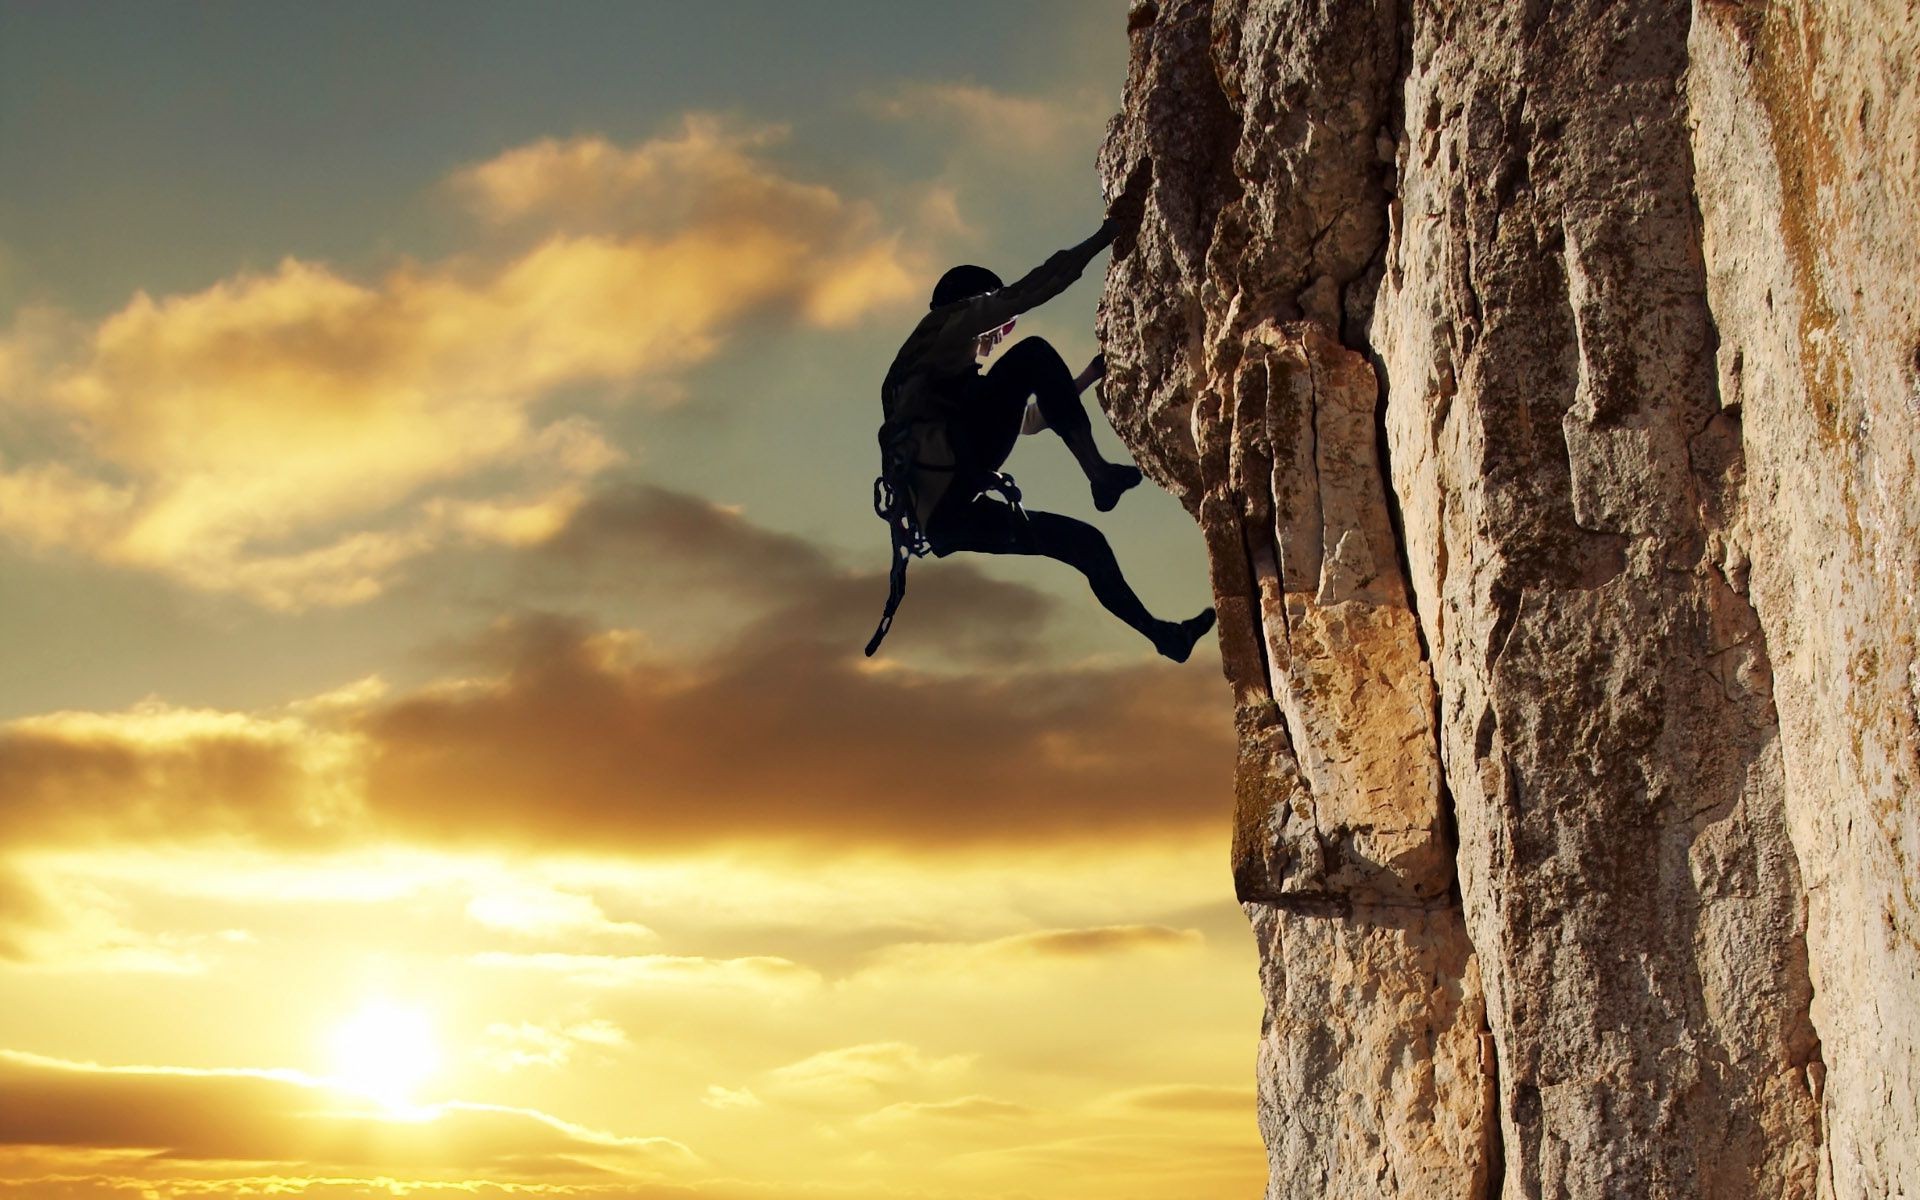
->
[930,264,1002,310]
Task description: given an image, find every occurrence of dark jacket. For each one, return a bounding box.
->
[877,226,1114,525]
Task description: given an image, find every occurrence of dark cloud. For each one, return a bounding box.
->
[360,623,1227,853]
[0,719,324,849]
[0,483,1230,860]
[535,481,1059,665]
[993,925,1202,959]
[367,482,1230,853]
[544,483,836,599]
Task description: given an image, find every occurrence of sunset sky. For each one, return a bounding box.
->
[0,5,1256,1198]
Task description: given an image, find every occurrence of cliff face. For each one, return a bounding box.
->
[1095,2,1919,1196]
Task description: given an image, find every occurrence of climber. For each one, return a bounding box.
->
[864,214,1216,661]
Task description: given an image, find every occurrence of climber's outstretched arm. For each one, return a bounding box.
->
[935,222,1117,354]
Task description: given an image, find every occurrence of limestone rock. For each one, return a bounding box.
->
[1098,1,1918,1195]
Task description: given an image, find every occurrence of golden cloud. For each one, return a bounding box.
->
[985,924,1205,959]
[474,1019,629,1073]
[0,1051,695,1176]
[471,951,822,996]
[0,892,229,976]
[464,881,657,942]
[1096,1083,1258,1115]
[761,1042,974,1107]
[0,702,362,849]
[845,925,1204,992]
[0,118,918,608]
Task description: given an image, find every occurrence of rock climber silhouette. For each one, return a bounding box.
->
[864,210,1216,661]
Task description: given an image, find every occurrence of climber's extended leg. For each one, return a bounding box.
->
[970,337,1142,512]
[925,493,1214,661]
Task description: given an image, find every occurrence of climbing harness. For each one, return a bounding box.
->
[864,419,1026,657]
[864,423,929,657]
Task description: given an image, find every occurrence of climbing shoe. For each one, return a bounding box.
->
[1153,607,1217,663]
[1092,463,1143,512]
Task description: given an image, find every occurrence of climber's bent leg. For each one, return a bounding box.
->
[978,337,1142,512]
[984,337,1091,442]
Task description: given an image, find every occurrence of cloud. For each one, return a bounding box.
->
[0,1051,695,1176]
[542,482,841,599]
[471,951,821,996]
[0,892,225,976]
[855,1094,1034,1129]
[846,925,1203,990]
[0,117,918,608]
[535,481,1061,659]
[946,1131,1265,1178]
[1096,1083,1256,1115]
[359,606,1227,853]
[456,121,818,232]
[0,1171,919,1200]
[0,702,361,850]
[867,83,1103,158]
[700,1084,763,1111]
[0,486,1230,877]
[0,870,50,960]
[761,1042,973,1107]
[980,924,1204,959]
[464,883,656,942]
[449,122,918,326]
[356,485,1229,854]
[474,1019,629,1073]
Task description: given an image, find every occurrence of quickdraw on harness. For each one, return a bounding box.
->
[864,419,1026,657]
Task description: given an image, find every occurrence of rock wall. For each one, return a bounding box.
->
[1095,1,1918,1196]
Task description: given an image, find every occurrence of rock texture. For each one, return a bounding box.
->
[1096,1,1918,1196]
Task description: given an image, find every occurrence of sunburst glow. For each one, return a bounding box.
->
[327,1000,441,1108]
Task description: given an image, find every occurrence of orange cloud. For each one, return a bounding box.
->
[356,486,1229,853]
[984,924,1204,959]
[0,702,359,850]
[0,1051,695,1176]
[0,118,918,607]
[357,615,1227,854]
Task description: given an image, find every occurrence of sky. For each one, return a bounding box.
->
[0,5,1253,1198]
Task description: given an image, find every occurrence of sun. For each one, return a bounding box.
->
[327,1000,441,1108]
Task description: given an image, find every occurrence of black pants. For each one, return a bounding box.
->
[924,338,1159,641]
